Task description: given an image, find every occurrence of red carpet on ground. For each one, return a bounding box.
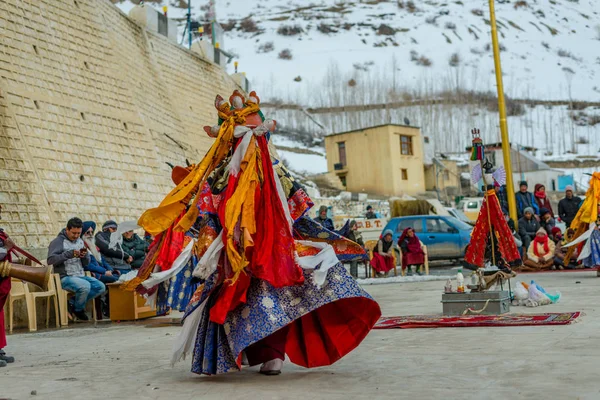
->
[374,312,581,329]
[516,267,598,274]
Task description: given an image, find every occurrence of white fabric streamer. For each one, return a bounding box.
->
[228,130,254,176]
[296,240,339,286]
[193,232,224,279]
[116,269,139,283]
[563,224,596,261]
[171,300,207,366]
[141,239,195,289]
[109,220,140,250]
[144,291,157,308]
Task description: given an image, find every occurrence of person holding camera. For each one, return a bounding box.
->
[47,217,105,321]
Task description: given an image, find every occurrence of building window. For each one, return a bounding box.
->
[339,174,347,187]
[401,169,408,180]
[443,171,450,180]
[400,135,413,155]
[338,142,347,166]
[424,136,430,144]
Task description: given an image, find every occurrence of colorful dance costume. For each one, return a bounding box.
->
[133,91,380,375]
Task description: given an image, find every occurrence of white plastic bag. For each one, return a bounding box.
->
[513,281,528,301]
[528,283,552,306]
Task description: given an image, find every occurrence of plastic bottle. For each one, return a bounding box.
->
[456,268,465,293]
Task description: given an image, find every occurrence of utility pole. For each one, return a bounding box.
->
[488,0,517,224]
[187,0,192,49]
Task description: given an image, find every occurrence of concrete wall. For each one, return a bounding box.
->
[324,124,425,197]
[0,0,240,256]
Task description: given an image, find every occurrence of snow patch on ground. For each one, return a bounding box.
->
[357,275,453,286]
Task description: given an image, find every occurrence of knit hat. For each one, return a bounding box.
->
[383,229,393,237]
[82,221,96,234]
[551,227,562,236]
[539,207,550,216]
[519,181,528,188]
[102,220,118,231]
[523,207,534,215]
[565,185,574,192]
[536,227,547,236]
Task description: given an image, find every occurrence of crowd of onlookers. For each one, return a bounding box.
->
[47,218,149,321]
[497,182,583,270]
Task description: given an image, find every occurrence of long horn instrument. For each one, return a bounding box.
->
[0,260,51,291]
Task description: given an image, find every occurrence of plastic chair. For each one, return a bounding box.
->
[53,272,97,326]
[7,279,36,332]
[27,270,60,331]
[399,242,429,276]
[366,240,397,278]
[7,270,59,333]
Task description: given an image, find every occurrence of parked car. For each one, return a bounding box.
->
[457,197,484,221]
[381,215,472,260]
[446,207,475,226]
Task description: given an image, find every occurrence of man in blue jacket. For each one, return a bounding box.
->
[515,181,539,219]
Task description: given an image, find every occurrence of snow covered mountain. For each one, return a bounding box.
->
[113,0,600,174]
[114,0,600,102]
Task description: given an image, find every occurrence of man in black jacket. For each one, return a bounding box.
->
[558,185,582,228]
[95,220,133,275]
[518,207,541,251]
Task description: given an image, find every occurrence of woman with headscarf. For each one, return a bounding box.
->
[523,228,555,270]
[398,227,425,275]
[534,184,554,217]
[371,229,395,276]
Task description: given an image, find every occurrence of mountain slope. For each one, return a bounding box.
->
[114,0,600,102]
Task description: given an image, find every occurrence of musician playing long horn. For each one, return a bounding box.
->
[0,230,15,367]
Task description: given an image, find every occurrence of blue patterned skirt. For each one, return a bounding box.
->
[188,264,380,375]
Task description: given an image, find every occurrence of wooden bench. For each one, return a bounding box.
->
[106,283,156,321]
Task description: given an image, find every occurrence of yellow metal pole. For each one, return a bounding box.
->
[488,0,518,225]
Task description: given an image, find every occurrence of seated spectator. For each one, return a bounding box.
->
[398,227,425,275]
[534,184,554,217]
[95,220,133,275]
[507,219,523,258]
[82,221,118,284]
[518,207,540,251]
[523,228,555,270]
[365,205,377,220]
[122,230,148,269]
[371,229,395,277]
[343,220,364,278]
[47,218,105,321]
[539,208,556,235]
[551,227,572,270]
[314,206,334,231]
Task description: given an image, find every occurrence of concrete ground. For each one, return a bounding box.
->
[1,271,598,400]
